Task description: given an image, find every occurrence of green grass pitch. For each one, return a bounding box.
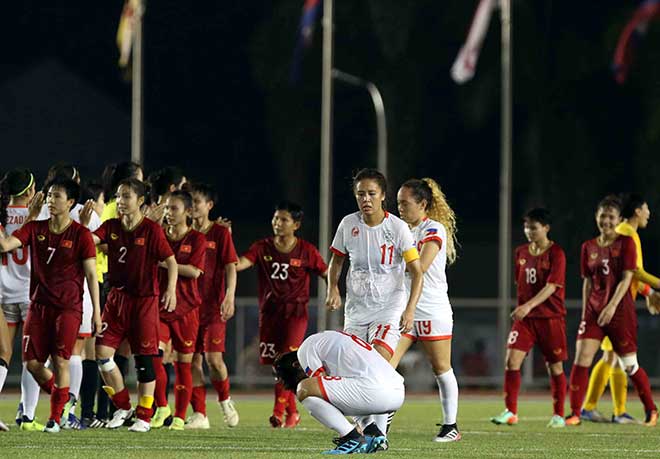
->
[1,394,659,458]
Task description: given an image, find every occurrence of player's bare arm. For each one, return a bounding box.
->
[161,254,178,312]
[25,190,44,223]
[221,262,237,321]
[511,283,559,321]
[0,233,22,253]
[325,253,345,311]
[418,238,441,273]
[235,256,254,272]
[83,257,103,337]
[401,257,423,333]
[598,270,633,326]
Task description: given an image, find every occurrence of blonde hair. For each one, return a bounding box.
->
[421,178,458,264]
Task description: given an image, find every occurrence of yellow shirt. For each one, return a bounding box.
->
[96,200,119,280]
[615,221,660,299]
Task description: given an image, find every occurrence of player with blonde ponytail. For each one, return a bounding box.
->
[390,177,461,442]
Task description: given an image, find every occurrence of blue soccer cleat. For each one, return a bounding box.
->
[322,436,368,455]
[363,435,388,452]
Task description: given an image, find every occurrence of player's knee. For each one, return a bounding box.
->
[134,354,155,383]
[97,356,117,373]
[26,359,42,374]
[602,351,616,365]
[620,354,639,376]
[547,361,563,376]
[296,380,312,402]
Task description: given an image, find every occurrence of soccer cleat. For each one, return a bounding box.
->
[643,409,658,427]
[284,412,300,428]
[362,423,389,451]
[434,423,462,442]
[60,395,76,427]
[269,414,283,428]
[20,418,45,431]
[490,409,518,425]
[168,416,185,430]
[612,413,639,425]
[62,412,84,430]
[580,408,607,423]
[15,402,24,426]
[150,405,172,428]
[0,419,8,432]
[81,416,107,429]
[547,415,566,428]
[106,408,134,429]
[185,412,210,429]
[127,419,151,433]
[220,398,239,427]
[323,436,368,455]
[564,414,581,426]
[43,420,61,433]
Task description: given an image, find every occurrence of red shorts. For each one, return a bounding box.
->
[195,320,227,354]
[160,308,199,354]
[578,303,637,355]
[258,312,308,365]
[23,302,81,362]
[507,317,568,363]
[97,288,160,356]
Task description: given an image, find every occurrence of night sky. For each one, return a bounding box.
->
[2,0,659,298]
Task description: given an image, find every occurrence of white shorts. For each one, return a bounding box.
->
[79,286,93,337]
[316,376,405,416]
[1,302,29,325]
[344,318,401,356]
[401,317,453,342]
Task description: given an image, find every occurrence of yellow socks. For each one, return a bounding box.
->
[583,359,612,411]
[610,367,628,416]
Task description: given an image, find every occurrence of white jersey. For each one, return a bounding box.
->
[330,211,418,326]
[298,330,404,386]
[406,218,452,320]
[0,206,31,304]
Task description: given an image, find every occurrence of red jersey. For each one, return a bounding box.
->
[514,242,566,318]
[198,223,238,324]
[243,237,327,315]
[581,235,636,314]
[159,229,207,321]
[94,217,173,297]
[13,220,96,312]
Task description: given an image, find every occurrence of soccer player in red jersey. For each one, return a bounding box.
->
[490,208,568,428]
[0,178,101,433]
[236,201,328,428]
[187,183,239,429]
[566,195,658,426]
[151,191,207,430]
[83,178,178,432]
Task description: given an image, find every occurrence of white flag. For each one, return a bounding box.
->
[451,0,498,84]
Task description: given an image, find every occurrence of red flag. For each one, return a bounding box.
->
[451,0,498,84]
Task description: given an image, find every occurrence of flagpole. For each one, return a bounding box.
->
[318,0,334,332]
[131,0,145,165]
[498,0,513,368]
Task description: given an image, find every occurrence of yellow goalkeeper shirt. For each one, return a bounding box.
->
[615,220,660,300]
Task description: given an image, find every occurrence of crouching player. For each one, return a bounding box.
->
[566,195,657,426]
[82,178,178,432]
[274,330,405,454]
[0,178,101,432]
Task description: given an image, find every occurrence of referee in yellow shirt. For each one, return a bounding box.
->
[581,193,660,424]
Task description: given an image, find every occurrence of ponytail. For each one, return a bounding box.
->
[421,178,459,265]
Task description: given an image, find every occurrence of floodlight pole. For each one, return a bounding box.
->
[318,0,334,332]
[131,0,145,166]
[498,0,513,369]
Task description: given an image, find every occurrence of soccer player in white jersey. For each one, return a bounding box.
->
[0,168,45,431]
[274,330,405,454]
[390,178,461,442]
[326,168,423,444]
[35,164,103,428]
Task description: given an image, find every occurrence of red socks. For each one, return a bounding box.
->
[273,382,287,417]
[112,387,132,411]
[50,386,69,423]
[40,375,55,395]
[550,373,567,417]
[630,367,657,413]
[212,377,230,402]
[191,385,207,415]
[504,369,521,414]
[285,389,298,415]
[174,362,193,419]
[569,365,589,416]
[153,355,168,408]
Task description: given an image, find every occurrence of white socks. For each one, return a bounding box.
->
[302,396,354,437]
[0,364,7,392]
[435,368,459,425]
[21,363,40,420]
[69,355,83,400]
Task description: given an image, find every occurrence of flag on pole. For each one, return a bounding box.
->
[290,0,322,83]
[612,0,660,84]
[116,0,143,68]
[451,0,498,84]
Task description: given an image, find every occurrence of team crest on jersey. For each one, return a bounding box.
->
[264,255,273,261]
[37,234,46,242]
[290,258,302,267]
[207,241,217,249]
[111,233,119,240]
[519,258,526,265]
[351,226,359,237]
[135,237,145,246]
[553,348,563,355]
[590,252,598,260]
[181,244,192,253]
[383,229,394,244]
[184,340,193,347]
[61,240,73,248]
[212,338,222,344]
